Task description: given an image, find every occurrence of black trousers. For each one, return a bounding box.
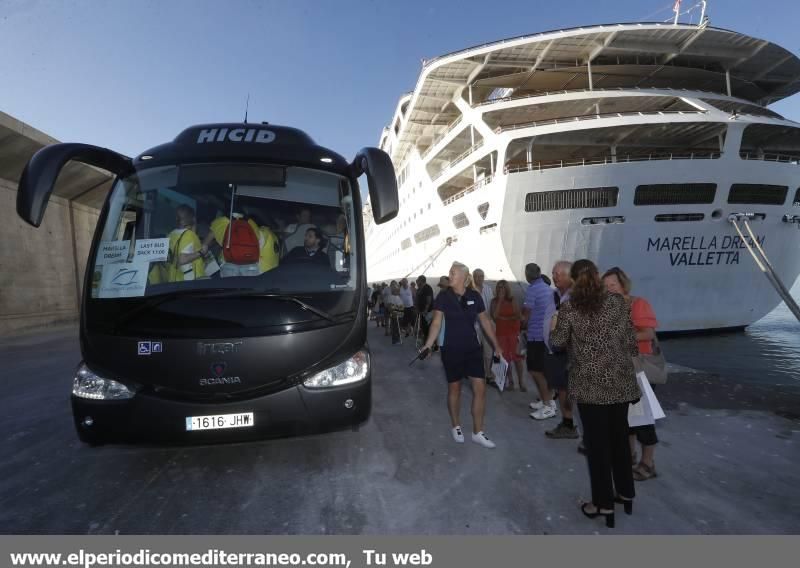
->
[578,402,636,510]
[419,311,431,339]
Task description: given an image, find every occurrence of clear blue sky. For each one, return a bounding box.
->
[1,0,799,162]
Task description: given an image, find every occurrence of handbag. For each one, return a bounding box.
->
[628,371,666,427]
[633,335,668,385]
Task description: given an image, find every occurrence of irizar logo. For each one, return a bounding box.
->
[196,128,275,144]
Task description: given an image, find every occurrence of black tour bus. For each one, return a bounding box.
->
[16,122,398,445]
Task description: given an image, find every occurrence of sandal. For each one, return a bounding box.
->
[633,462,657,481]
[580,502,615,528]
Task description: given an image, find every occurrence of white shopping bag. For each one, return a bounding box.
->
[628,371,666,427]
[491,357,509,392]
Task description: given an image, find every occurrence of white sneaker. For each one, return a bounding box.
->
[471,431,496,448]
[529,400,545,411]
[451,426,465,443]
[530,401,557,420]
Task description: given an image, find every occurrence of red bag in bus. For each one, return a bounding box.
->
[222,219,260,264]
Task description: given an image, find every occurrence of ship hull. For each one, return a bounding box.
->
[367,158,800,332]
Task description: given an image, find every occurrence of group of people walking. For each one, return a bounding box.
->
[371,258,662,529]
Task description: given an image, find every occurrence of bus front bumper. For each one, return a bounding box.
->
[70,380,371,445]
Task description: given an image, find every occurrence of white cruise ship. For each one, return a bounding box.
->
[364,20,800,332]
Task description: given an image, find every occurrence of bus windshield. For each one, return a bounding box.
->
[88,163,360,332]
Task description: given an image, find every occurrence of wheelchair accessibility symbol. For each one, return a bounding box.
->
[138,341,163,355]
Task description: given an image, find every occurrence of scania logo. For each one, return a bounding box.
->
[199,376,242,386]
[211,362,227,377]
[196,128,275,144]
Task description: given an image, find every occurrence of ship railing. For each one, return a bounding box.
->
[421,116,464,160]
[739,152,800,165]
[504,151,722,173]
[442,175,495,206]
[474,86,731,108]
[495,110,705,133]
[431,140,485,182]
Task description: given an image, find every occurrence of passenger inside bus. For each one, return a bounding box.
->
[168,205,205,282]
[199,207,281,277]
[284,227,330,266]
[282,208,317,254]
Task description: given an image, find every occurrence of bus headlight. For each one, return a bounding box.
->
[303,350,369,389]
[73,363,135,400]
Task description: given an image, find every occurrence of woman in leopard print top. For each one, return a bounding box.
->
[549,259,640,527]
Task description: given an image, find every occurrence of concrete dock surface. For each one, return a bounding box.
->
[0,324,798,534]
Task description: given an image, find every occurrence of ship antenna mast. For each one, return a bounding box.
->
[244,93,250,124]
[699,1,708,27]
[672,1,710,26]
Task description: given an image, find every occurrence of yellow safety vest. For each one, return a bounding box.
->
[258,226,280,273]
[167,228,205,282]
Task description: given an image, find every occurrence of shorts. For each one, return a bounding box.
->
[526,341,546,373]
[544,351,568,389]
[441,346,485,383]
[629,424,658,446]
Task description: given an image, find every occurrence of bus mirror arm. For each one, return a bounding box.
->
[350,147,399,225]
[17,143,132,228]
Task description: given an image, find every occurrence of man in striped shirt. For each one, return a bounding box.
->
[522,263,557,420]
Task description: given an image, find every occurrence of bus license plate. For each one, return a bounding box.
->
[185,412,254,431]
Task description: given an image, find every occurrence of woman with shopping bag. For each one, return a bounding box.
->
[603,267,664,481]
[420,262,505,448]
[550,260,640,528]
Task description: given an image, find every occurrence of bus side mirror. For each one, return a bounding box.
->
[17,143,132,228]
[351,147,398,225]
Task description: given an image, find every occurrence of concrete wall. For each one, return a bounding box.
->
[0,176,99,336]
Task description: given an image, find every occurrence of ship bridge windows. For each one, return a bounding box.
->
[505,123,725,172]
[484,96,697,132]
[794,189,800,207]
[739,124,800,163]
[728,184,788,205]
[525,187,619,213]
[634,184,717,206]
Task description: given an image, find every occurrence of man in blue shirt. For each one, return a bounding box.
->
[522,263,557,420]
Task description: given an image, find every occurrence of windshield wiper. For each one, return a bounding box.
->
[225,292,339,323]
[112,288,245,332]
[112,288,344,332]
